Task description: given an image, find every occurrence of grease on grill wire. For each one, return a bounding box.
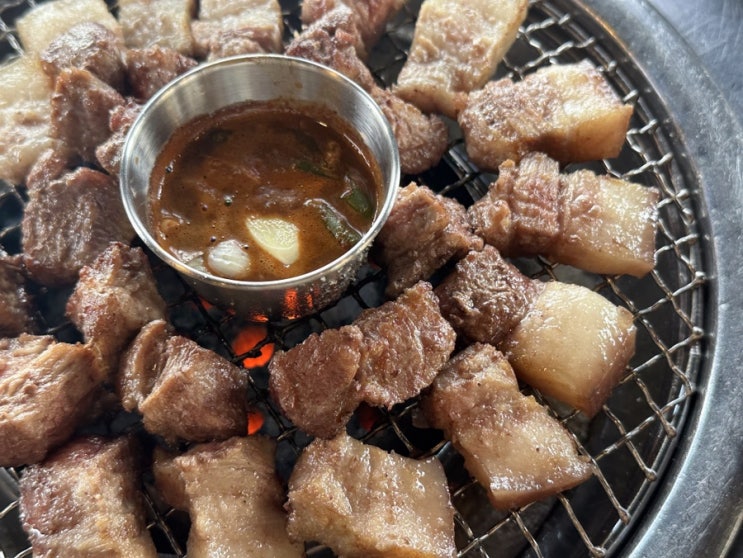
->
[149,100,381,281]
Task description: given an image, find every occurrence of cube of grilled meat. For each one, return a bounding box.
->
[469,153,658,277]
[22,167,134,287]
[502,281,636,417]
[395,0,528,118]
[19,436,157,558]
[137,335,248,443]
[66,242,167,376]
[118,0,196,55]
[0,335,104,467]
[435,245,542,345]
[0,252,36,337]
[287,433,457,557]
[355,281,456,408]
[16,0,122,55]
[269,325,364,439]
[286,6,449,175]
[125,46,198,101]
[95,98,142,175]
[51,67,125,161]
[373,182,483,297]
[459,61,634,168]
[301,0,406,59]
[0,56,59,185]
[40,22,126,90]
[191,0,284,60]
[154,437,302,558]
[422,343,593,509]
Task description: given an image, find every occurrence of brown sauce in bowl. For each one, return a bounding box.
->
[149,100,381,281]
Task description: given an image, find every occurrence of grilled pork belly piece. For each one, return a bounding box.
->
[269,282,454,437]
[22,167,135,287]
[50,67,125,162]
[191,0,283,60]
[469,153,659,277]
[0,335,104,467]
[287,433,457,557]
[436,246,636,416]
[118,0,196,55]
[422,343,593,509]
[459,60,634,168]
[154,436,302,558]
[395,0,528,118]
[373,182,483,297]
[269,325,364,439]
[19,436,157,558]
[286,7,449,175]
[301,0,406,58]
[502,281,636,417]
[66,242,167,376]
[39,22,126,91]
[0,56,59,184]
[0,252,36,337]
[95,99,142,175]
[15,0,122,55]
[125,46,198,101]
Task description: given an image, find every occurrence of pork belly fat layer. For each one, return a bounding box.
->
[503,281,637,417]
[287,433,457,558]
[0,335,104,467]
[469,152,659,277]
[435,245,542,345]
[459,60,633,168]
[22,167,135,287]
[138,336,248,443]
[374,182,483,297]
[118,0,196,55]
[269,325,364,439]
[66,242,167,375]
[153,436,302,558]
[422,343,593,510]
[395,0,528,118]
[19,436,157,558]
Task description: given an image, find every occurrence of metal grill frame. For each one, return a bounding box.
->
[0,0,741,557]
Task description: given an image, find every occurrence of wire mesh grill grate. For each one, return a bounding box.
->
[0,0,707,557]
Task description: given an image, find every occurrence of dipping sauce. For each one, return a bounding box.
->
[149,100,381,281]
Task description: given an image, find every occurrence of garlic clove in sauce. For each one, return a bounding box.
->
[246,217,300,266]
[207,239,252,279]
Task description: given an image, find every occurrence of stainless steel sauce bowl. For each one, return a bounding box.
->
[120,54,400,321]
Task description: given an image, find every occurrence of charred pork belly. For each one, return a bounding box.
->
[19,435,157,558]
[287,7,449,175]
[469,153,659,277]
[373,182,483,297]
[22,167,135,287]
[0,56,59,184]
[502,281,636,417]
[119,321,248,443]
[191,0,284,60]
[422,343,593,509]
[15,0,122,55]
[124,46,198,101]
[269,325,364,439]
[118,0,196,55]
[154,436,302,558]
[436,246,636,416]
[66,242,167,376]
[395,0,528,118]
[95,99,142,175]
[39,22,126,91]
[287,433,455,557]
[50,67,125,162]
[301,0,406,59]
[0,252,36,337]
[459,60,634,169]
[0,335,104,467]
[269,282,454,437]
